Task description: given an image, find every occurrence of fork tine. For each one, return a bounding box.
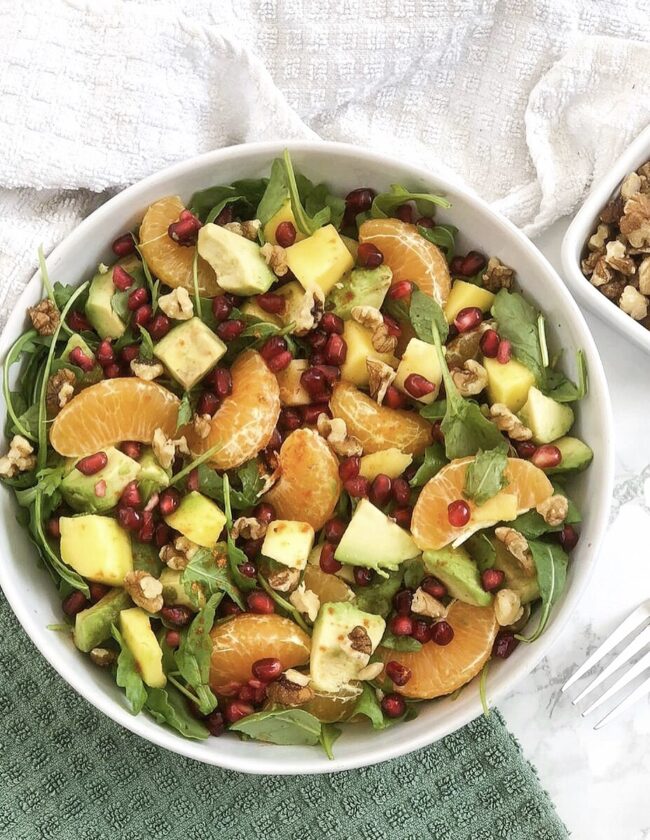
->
[594,673,650,730]
[562,601,650,692]
[581,648,650,717]
[572,624,650,704]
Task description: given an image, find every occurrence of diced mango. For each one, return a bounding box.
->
[472,492,518,524]
[263,201,307,246]
[120,607,166,688]
[275,359,311,406]
[164,491,226,547]
[340,320,397,387]
[444,280,495,324]
[285,225,354,296]
[262,520,315,570]
[359,449,413,480]
[484,356,535,413]
[394,338,443,405]
[60,515,133,586]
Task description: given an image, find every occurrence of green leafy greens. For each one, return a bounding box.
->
[230,707,322,746]
[370,185,451,219]
[112,624,148,714]
[491,290,546,388]
[463,447,509,506]
[516,540,568,643]
[174,593,222,714]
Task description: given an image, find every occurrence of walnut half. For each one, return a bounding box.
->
[266,673,314,707]
[124,570,164,613]
[28,299,59,335]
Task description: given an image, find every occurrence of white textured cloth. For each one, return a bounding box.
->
[1,0,650,325]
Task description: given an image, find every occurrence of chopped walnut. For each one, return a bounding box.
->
[267,566,301,592]
[489,403,532,441]
[292,288,324,335]
[604,240,636,276]
[621,172,642,201]
[158,287,193,321]
[481,257,514,293]
[367,358,396,405]
[599,278,626,301]
[351,305,397,354]
[357,662,384,682]
[587,223,610,251]
[130,359,164,381]
[620,193,650,249]
[411,588,446,619]
[450,359,487,397]
[260,243,289,277]
[581,249,603,277]
[192,414,211,440]
[28,299,59,336]
[231,516,267,540]
[494,588,523,627]
[619,285,648,321]
[159,535,199,571]
[316,414,362,457]
[152,428,190,470]
[536,494,568,527]
[599,195,624,225]
[638,257,650,296]
[289,583,320,622]
[347,626,373,655]
[0,435,37,478]
[46,368,76,415]
[495,527,535,576]
[266,673,314,707]
[224,219,261,241]
[590,256,614,288]
[89,648,117,668]
[445,321,493,368]
[124,570,164,613]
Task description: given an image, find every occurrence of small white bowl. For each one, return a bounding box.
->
[0,141,614,774]
[562,125,650,354]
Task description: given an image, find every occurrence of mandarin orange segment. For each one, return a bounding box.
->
[302,684,362,723]
[358,218,451,306]
[209,613,310,691]
[377,601,498,699]
[303,561,354,604]
[139,196,221,295]
[185,350,280,471]
[330,381,431,456]
[263,428,342,531]
[49,378,180,457]
[411,456,554,550]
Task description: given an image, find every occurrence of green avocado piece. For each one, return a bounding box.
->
[327,265,393,319]
[137,448,171,502]
[132,542,164,577]
[159,568,205,611]
[547,436,593,474]
[60,446,140,513]
[422,546,492,607]
[490,537,540,604]
[518,387,574,445]
[153,317,227,390]
[74,588,132,652]
[86,256,142,339]
[197,223,276,296]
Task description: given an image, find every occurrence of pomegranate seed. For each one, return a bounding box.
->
[224,292,242,307]
[278,407,302,431]
[253,685,268,705]
[324,334,347,366]
[168,210,202,246]
[481,568,505,592]
[260,336,288,361]
[559,524,579,552]
[454,307,483,333]
[137,510,155,543]
[381,693,406,718]
[133,305,152,328]
[120,480,142,509]
[224,700,255,724]
[319,542,343,574]
[252,657,283,682]
[497,339,512,364]
[531,444,562,469]
[493,632,519,659]
[117,506,143,532]
[241,544,258,564]
[320,313,344,335]
[112,265,134,291]
[149,313,171,340]
[257,293,286,315]
[393,589,413,616]
[212,295,232,323]
[154,523,171,548]
[411,619,431,644]
[160,605,193,627]
[187,468,200,492]
[89,582,110,603]
[214,206,234,226]
[275,221,297,248]
[384,386,406,409]
[421,577,447,599]
[479,329,500,358]
[313,364,341,386]
[300,366,330,401]
[324,518,346,544]
[210,367,233,398]
[62,590,90,617]
[240,562,257,578]
[120,441,142,460]
[112,233,136,258]
[392,507,412,528]
[120,344,139,364]
[356,242,384,269]
[450,256,465,274]
[431,620,454,645]
[68,346,95,373]
[247,590,275,614]
[460,251,487,276]
[127,287,149,311]
[220,600,243,617]
[198,391,220,417]
[416,216,434,229]
[302,402,331,425]
[431,420,444,444]
[369,474,392,507]
[67,310,91,332]
[165,630,181,649]
[353,567,374,587]
[388,280,414,301]
[159,488,181,517]
[96,340,115,367]
[344,476,370,498]
[514,440,536,459]
[386,661,412,686]
[76,451,107,475]
[253,503,276,525]
[345,188,376,213]
[390,614,413,636]
[104,363,121,379]
[266,350,293,373]
[404,373,435,399]
[338,456,360,482]
[216,320,245,342]
[306,330,328,350]
[448,499,471,527]
[310,351,326,367]
[403,463,418,482]
[392,478,411,507]
[46,517,61,539]
[383,315,401,339]
[395,203,414,223]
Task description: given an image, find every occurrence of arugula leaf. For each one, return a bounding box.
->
[52,281,83,310]
[112,624,148,714]
[175,593,222,714]
[305,183,346,230]
[517,540,568,642]
[353,572,403,618]
[256,575,310,634]
[32,487,89,596]
[196,460,264,510]
[176,392,193,430]
[370,184,451,218]
[351,684,389,729]
[380,632,423,652]
[491,290,546,388]
[465,533,497,572]
[256,159,289,225]
[546,350,588,403]
[510,509,560,539]
[409,288,449,344]
[463,448,509,506]
[138,326,154,360]
[230,707,322,746]
[145,686,209,740]
[417,223,457,260]
[223,474,257,592]
[3,329,40,441]
[409,443,447,487]
[419,399,447,421]
[283,150,332,236]
[181,546,244,609]
[402,557,425,589]
[319,723,342,760]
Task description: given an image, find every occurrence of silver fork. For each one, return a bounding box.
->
[561,599,650,729]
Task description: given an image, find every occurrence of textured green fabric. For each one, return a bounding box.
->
[0,592,567,840]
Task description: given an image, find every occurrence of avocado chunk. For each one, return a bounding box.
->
[327,266,393,319]
[119,607,166,688]
[159,568,204,611]
[261,520,315,570]
[137,448,171,502]
[546,436,593,474]
[74,588,132,652]
[310,601,385,693]
[132,542,163,577]
[197,223,276,296]
[86,256,142,339]
[60,446,140,513]
[491,538,540,604]
[422,546,492,607]
[518,387,574,445]
[163,491,226,547]
[335,499,420,576]
[60,515,133,585]
[153,317,226,390]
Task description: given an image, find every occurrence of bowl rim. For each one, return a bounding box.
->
[0,139,615,774]
[561,124,650,355]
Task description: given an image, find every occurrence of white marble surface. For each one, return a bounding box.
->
[498,218,650,840]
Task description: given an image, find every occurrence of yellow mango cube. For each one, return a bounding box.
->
[444,280,495,324]
[394,338,443,405]
[472,492,518,524]
[60,515,132,586]
[276,359,311,406]
[360,449,413,480]
[340,320,397,387]
[484,356,535,412]
[262,201,307,246]
[164,491,226,547]
[285,225,354,296]
[120,608,166,688]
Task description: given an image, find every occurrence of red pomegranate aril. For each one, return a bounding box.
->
[431,620,454,646]
[309,351,326,367]
[214,206,234,226]
[187,468,200,492]
[384,386,407,409]
[112,265,134,291]
[300,366,330,400]
[416,216,434,229]
[370,474,392,507]
[319,541,342,574]
[225,700,255,724]
[531,444,562,470]
[461,251,487,276]
[112,233,136,258]
[514,440,536,459]
[154,523,171,548]
[356,242,384,269]
[62,590,90,618]
[302,402,331,425]
[240,562,257,578]
[224,293,242,307]
[395,203,414,224]
[76,451,108,476]
[559,524,579,552]
[411,618,431,644]
[353,567,374,587]
[216,320,245,342]
[89,582,110,603]
[306,330,328,350]
[404,373,435,399]
[133,304,152,328]
[168,211,202,246]
[497,339,512,364]
[386,661,412,686]
[481,568,505,592]
[137,510,155,543]
[198,391,220,417]
[161,605,193,627]
[212,295,232,323]
[159,488,181,516]
[313,364,341,385]
[149,313,171,340]
[252,657,283,683]
[388,280,414,301]
[96,340,115,367]
[69,346,95,373]
[338,456,360,482]
[393,507,412,528]
[392,478,411,507]
[117,506,143,532]
[120,344,140,364]
[165,630,181,649]
[247,590,275,614]
[275,221,297,248]
[345,187,376,213]
[46,517,61,539]
[320,312,344,335]
[421,576,447,599]
[260,336,288,361]
[266,350,293,373]
[430,420,444,445]
[67,310,92,332]
[344,476,370,499]
[220,599,243,617]
[390,614,413,636]
[493,632,519,659]
[94,479,107,498]
[253,503,276,525]
[381,693,406,719]
[479,329,500,358]
[448,499,471,527]
[120,441,142,460]
[120,480,142,509]
[278,407,302,432]
[324,334,347,366]
[393,588,413,616]
[323,518,346,544]
[104,363,121,379]
[383,315,401,340]
[454,307,483,334]
[127,287,149,311]
[211,367,233,399]
[257,293,286,315]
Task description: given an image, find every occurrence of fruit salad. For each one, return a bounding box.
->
[0,151,593,754]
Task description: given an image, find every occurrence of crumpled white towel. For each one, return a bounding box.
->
[1,0,649,326]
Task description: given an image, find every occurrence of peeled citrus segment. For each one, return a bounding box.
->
[209,613,310,692]
[303,683,362,723]
[139,195,221,295]
[330,381,431,456]
[49,378,180,457]
[411,456,554,551]
[303,561,355,605]
[264,428,342,531]
[358,218,451,306]
[186,350,280,471]
[377,601,498,699]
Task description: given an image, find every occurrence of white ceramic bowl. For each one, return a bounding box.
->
[562,124,650,355]
[0,141,614,774]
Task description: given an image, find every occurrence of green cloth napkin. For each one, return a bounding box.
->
[0,593,567,840]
